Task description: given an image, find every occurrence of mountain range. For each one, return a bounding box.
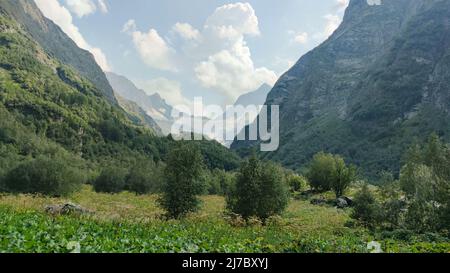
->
[106,72,174,135]
[232,0,450,179]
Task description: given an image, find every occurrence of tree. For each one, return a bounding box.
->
[4,156,84,196]
[331,157,357,198]
[126,160,164,195]
[307,152,336,192]
[93,167,127,194]
[158,143,205,218]
[351,184,382,228]
[227,156,289,221]
[307,152,356,197]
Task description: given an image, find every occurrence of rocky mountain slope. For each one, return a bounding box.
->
[232,0,450,179]
[106,72,174,134]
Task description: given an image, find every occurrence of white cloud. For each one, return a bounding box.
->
[294,32,309,44]
[123,21,177,72]
[34,0,110,71]
[191,2,276,102]
[323,14,342,37]
[195,38,277,100]
[172,23,201,41]
[65,0,97,18]
[335,0,350,11]
[123,2,275,102]
[97,0,108,13]
[205,2,260,37]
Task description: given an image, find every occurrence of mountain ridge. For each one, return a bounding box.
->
[232,0,450,179]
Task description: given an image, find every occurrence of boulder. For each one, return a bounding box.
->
[310,198,327,206]
[335,198,349,209]
[45,203,91,216]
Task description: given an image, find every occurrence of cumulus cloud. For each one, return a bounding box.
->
[293,32,309,44]
[172,23,201,41]
[34,0,111,71]
[123,2,276,102]
[205,2,260,37]
[64,0,96,18]
[323,14,342,37]
[193,2,276,101]
[122,20,177,72]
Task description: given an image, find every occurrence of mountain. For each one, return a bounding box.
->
[234,84,272,108]
[115,95,163,136]
[105,72,174,134]
[232,0,450,179]
[0,0,116,105]
[219,84,272,147]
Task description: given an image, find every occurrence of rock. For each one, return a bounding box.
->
[310,198,327,206]
[341,196,354,207]
[335,198,349,209]
[45,203,91,216]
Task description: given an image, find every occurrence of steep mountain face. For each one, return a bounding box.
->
[115,95,163,136]
[0,0,117,105]
[232,0,450,179]
[234,84,272,108]
[106,72,174,134]
[219,84,272,147]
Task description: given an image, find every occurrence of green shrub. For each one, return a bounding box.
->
[158,143,205,218]
[307,152,356,197]
[307,152,335,192]
[126,161,164,195]
[351,184,382,228]
[332,157,357,198]
[4,156,84,196]
[93,167,128,194]
[227,156,289,221]
[287,174,307,193]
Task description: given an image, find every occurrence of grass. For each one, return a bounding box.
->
[0,186,449,253]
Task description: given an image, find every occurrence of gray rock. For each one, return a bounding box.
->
[310,198,327,206]
[336,198,349,209]
[45,203,91,216]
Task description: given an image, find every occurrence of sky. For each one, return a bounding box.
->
[33,0,351,108]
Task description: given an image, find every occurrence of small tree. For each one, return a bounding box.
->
[351,184,382,228]
[331,157,356,198]
[307,152,336,192]
[93,167,127,194]
[227,156,289,221]
[159,143,205,218]
[5,156,84,196]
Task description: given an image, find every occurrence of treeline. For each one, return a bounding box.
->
[351,134,450,235]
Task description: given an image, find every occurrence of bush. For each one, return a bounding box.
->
[126,161,164,195]
[332,157,357,198]
[4,156,84,196]
[93,167,127,194]
[158,143,205,218]
[307,152,335,192]
[287,174,307,193]
[307,152,356,197]
[227,156,289,221]
[351,184,382,228]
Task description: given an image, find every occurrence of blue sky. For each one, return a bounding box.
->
[34,0,350,107]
